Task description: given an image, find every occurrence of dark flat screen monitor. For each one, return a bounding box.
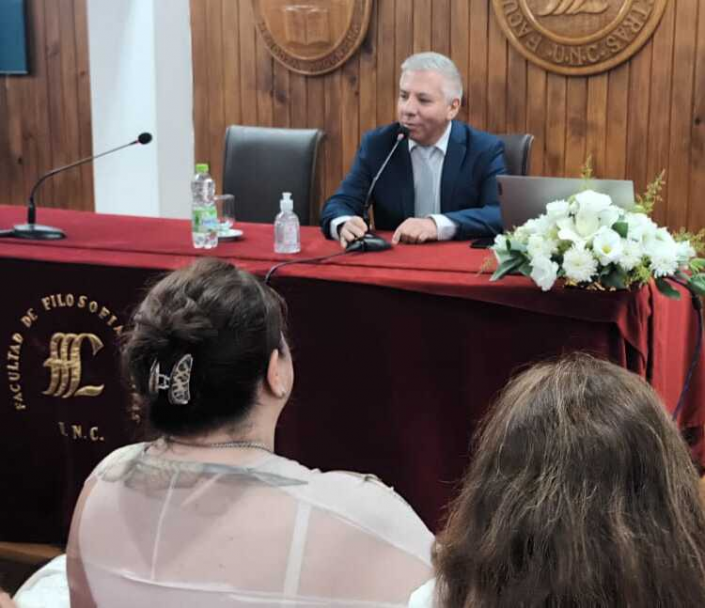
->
[0,0,29,74]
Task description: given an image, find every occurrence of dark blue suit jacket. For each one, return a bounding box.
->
[320,121,506,240]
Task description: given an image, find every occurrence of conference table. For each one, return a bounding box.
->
[0,205,703,544]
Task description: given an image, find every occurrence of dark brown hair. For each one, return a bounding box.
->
[434,353,705,608]
[122,258,287,436]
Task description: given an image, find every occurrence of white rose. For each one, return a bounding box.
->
[512,225,532,244]
[514,215,553,244]
[530,255,559,292]
[527,234,558,259]
[643,227,676,257]
[598,205,622,230]
[574,190,614,239]
[575,190,613,212]
[556,217,585,246]
[529,215,553,234]
[563,245,598,283]
[574,211,601,240]
[618,240,643,272]
[626,213,657,243]
[494,234,508,248]
[592,228,624,266]
[675,240,696,265]
[546,199,570,220]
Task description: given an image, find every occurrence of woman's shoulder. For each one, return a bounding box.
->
[321,469,416,509]
[267,457,434,560]
[89,442,148,478]
[408,578,437,608]
[272,458,421,513]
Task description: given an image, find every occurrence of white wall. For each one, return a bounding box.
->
[87,0,194,218]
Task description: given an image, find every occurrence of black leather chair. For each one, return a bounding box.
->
[222,125,324,225]
[497,133,535,176]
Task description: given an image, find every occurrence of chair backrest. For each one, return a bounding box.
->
[222,126,324,225]
[497,133,535,176]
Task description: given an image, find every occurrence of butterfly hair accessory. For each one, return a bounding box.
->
[148,354,194,405]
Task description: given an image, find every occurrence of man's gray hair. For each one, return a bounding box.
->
[400,52,463,102]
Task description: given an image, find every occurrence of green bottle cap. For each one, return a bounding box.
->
[195,163,210,173]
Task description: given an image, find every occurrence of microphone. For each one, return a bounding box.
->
[8,132,153,240]
[346,124,410,253]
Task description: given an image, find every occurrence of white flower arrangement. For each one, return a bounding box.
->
[490,176,705,299]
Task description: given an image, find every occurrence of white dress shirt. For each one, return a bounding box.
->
[408,121,456,240]
[329,121,458,240]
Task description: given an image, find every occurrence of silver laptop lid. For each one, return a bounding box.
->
[497,176,636,232]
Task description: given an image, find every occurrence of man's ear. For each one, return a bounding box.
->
[265,349,284,398]
[448,97,461,120]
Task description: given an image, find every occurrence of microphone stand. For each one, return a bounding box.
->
[346,126,409,253]
[10,134,152,240]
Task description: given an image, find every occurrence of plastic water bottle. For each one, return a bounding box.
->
[191,163,218,249]
[274,192,300,254]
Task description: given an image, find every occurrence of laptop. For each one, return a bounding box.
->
[497,175,636,232]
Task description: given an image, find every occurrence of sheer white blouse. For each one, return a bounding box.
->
[59,443,433,607]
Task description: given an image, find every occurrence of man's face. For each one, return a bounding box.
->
[397,70,460,146]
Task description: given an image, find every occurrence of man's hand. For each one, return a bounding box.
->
[392,218,438,245]
[338,216,368,248]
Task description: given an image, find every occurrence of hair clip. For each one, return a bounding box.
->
[148,354,193,405]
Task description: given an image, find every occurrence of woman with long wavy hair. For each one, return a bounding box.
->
[410,354,705,608]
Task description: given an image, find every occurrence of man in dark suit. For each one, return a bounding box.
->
[320,52,506,247]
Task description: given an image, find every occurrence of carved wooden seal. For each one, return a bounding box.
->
[252,0,372,76]
[492,0,668,76]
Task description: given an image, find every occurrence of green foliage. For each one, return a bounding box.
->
[634,170,665,216]
[655,277,681,299]
[690,258,705,273]
[626,265,652,288]
[479,256,495,275]
[580,156,594,180]
[601,267,628,290]
[687,274,705,297]
[490,254,525,282]
[612,221,628,238]
[517,260,532,277]
[674,228,705,255]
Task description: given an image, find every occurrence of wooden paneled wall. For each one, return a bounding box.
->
[0,0,93,211]
[191,0,705,232]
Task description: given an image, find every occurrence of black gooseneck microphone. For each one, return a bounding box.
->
[346,124,410,253]
[7,132,153,240]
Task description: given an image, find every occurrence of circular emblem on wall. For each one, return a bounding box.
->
[252,0,373,76]
[491,0,668,76]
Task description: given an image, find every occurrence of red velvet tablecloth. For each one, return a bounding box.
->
[0,206,702,542]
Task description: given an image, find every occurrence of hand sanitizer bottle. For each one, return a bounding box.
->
[274,192,300,254]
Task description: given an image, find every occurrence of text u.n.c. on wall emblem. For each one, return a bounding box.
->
[6,293,124,442]
[43,332,105,399]
[252,0,373,75]
[492,0,668,76]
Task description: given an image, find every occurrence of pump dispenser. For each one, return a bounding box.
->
[274,192,300,254]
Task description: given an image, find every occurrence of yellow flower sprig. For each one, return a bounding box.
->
[635,170,666,216]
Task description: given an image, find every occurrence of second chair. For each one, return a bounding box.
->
[222,125,324,225]
[497,133,535,176]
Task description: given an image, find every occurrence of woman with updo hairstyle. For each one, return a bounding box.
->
[409,354,705,608]
[61,258,432,607]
